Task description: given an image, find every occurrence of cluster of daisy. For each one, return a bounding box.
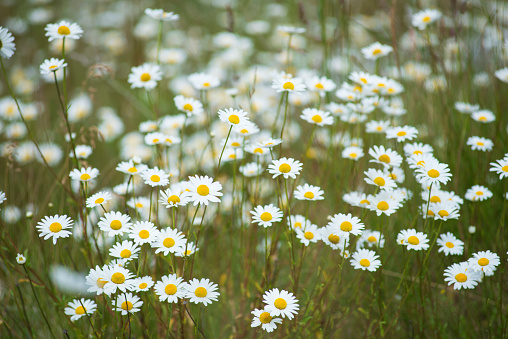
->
[251,288,299,333]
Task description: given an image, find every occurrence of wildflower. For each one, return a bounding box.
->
[233,121,260,136]
[466,136,493,151]
[368,191,403,216]
[144,8,179,21]
[86,191,113,208]
[64,299,97,321]
[185,175,223,206]
[494,67,508,83]
[430,201,460,221]
[415,158,452,187]
[328,213,365,236]
[115,293,143,315]
[267,157,302,179]
[45,20,83,41]
[103,266,135,294]
[403,142,434,157]
[296,224,321,246]
[251,204,283,228]
[351,249,382,272]
[0,27,15,59]
[36,214,73,245]
[444,262,481,290]
[116,160,148,176]
[140,167,170,187]
[386,125,418,142]
[154,274,186,303]
[366,120,390,134]
[294,184,324,201]
[132,276,154,292]
[175,241,198,257]
[490,158,508,179]
[174,95,203,116]
[397,229,429,250]
[251,307,283,333]
[361,42,393,60]
[85,265,109,295]
[262,288,299,320]
[357,230,385,250]
[109,240,140,261]
[257,138,283,148]
[411,9,441,30]
[129,221,158,245]
[184,278,220,306]
[70,145,93,159]
[364,168,397,191]
[468,251,500,276]
[288,215,311,231]
[342,146,364,161]
[368,145,403,169]
[16,253,26,264]
[98,211,132,236]
[471,110,495,123]
[0,191,6,205]
[188,72,220,90]
[454,102,479,114]
[128,63,162,90]
[277,26,306,34]
[320,225,349,250]
[300,108,333,126]
[159,188,190,208]
[69,167,99,182]
[384,167,405,184]
[239,162,264,177]
[464,185,493,202]
[151,227,186,255]
[218,108,249,127]
[271,76,306,93]
[437,232,464,256]
[306,76,336,97]
[39,58,67,75]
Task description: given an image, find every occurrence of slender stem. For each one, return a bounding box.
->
[16,284,34,339]
[280,92,290,141]
[215,126,233,177]
[23,266,55,338]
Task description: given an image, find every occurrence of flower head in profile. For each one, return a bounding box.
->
[466,136,493,152]
[40,58,67,75]
[128,63,163,90]
[361,42,393,60]
[490,157,508,179]
[144,8,179,21]
[188,72,220,90]
[0,27,16,59]
[69,167,99,182]
[174,95,203,116]
[86,191,113,208]
[495,67,508,83]
[411,9,441,30]
[386,125,418,142]
[45,20,83,41]
[272,76,306,93]
[306,76,336,97]
[294,183,324,201]
[267,157,302,179]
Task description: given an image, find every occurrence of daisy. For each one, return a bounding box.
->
[85,265,109,295]
[271,76,306,93]
[69,167,99,182]
[364,168,397,191]
[415,158,452,187]
[466,136,493,151]
[368,145,403,169]
[154,274,186,303]
[342,146,364,161]
[174,95,203,116]
[384,167,405,184]
[0,27,15,59]
[295,224,321,246]
[245,144,270,156]
[407,153,436,171]
[361,42,393,60]
[129,221,158,245]
[116,160,148,176]
[328,213,365,236]
[397,229,429,250]
[188,72,220,90]
[70,145,93,159]
[239,162,264,177]
[490,158,508,179]
[465,185,493,202]
[267,158,302,179]
[257,138,283,148]
[471,110,495,123]
[403,142,434,157]
[140,167,170,187]
[430,201,460,221]
[103,266,135,295]
[132,276,154,292]
[128,63,162,90]
[288,215,312,231]
[357,230,385,250]
[351,249,382,272]
[144,8,179,21]
[495,67,508,83]
[368,191,403,216]
[468,250,500,276]
[251,204,283,228]
[411,9,441,30]
[263,288,299,320]
[39,58,67,75]
[251,307,283,333]
[343,192,372,208]
[444,262,481,290]
[98,211,132,236]
[185,175,223,206]
[454,102,480,114]
[320,225,349,250]
[36,214,73,245]
[0,191,5,204]
[233,121,260,136]
[294,184,324,201]
[437,232,464,256]
[300,108,333,126]
[109,240,141,261]
[64,299,97,322]
[144,132,165,145]
[184,278,220,306]
[86,191,113,208]
[365,120,390,134]
[159,188,190,208]
[175,241,198,257]
[115,293,143,315]
[306,76,336,97]
[16,253,26,264]
[218,108,249,127]
[386,126,418,142]
[45,20,83,41]
[151,227,186,255]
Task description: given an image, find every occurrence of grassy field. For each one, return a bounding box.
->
[0,0,507,338]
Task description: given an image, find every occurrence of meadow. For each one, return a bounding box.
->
[0,0,507,338]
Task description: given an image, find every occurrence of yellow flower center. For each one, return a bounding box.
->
[378,154,390,163]
[128,167,138,173]
[430,196,441,203]
[203,82,210,87]
[254,148,263,154]
[294,222,302,229]
[373,177,385,186]
[163,238,175,248]
[111,272,126,284]
[274,298,287,310]
[120,249,131,258]
[349,153,357,158]
[315,83,324,89]
[304,192,314,199]
[197,185,209,196]
[140,73,151,82]
[328,234,340,244]
[428,210,435,216]
[479,116,487,121]
[110,220,122,230]
[408,236,420,245]
[476,191,484,196]
[279,163,291,173]
[139,282,148,289]
[228,115,240,124]
[360,199,370,205]
[360,259,370,267]
[49,222,62,233]
[121,301,133,311]
[396,131,406,137]
[377,201,389,211]
[413,150,423,155]
[376,126,383,131]
[340,221,353,232]
[260,212,272,222]
[135,202,143,208]
[152,138,160,143]
[95,198,105,204]
[231,142,240,147]
[183,103,193,111]
[96,278,108,288]
[49,65,58,70]
[477,142,484,146]
[372,48,382,55]
[367,236,377,242]
[455,273,467,283]
[259,312,272,324]
[428,169,440,178]
[283,82,294,90]
[165,284,177,295]
[80,173,91,181]
[240,129,248,134]
[438,210,449,217]
[167,195,180,204]
[150,175,160,182]
[139,230,150,239]
[304,231,314,240]
[502,165,508,172]
[311,115,323,123]
[58,26,71,35]
[478,258,489,266]
[422,16,431,23]
[75,306,86,314]
[194,287,207,297]
[445,242,454,248]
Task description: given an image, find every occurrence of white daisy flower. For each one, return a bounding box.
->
[384,167,405,184]
[64,299,97,322]
[36,214,73,245]
[295,224,321,246]
[218,108,249,127]
[385,125,418,142]
[429,201,460,221]
[109,240,141,261]
[185,175,223,206]
[356,230,385,250]
[320,225,349,250]
[361,42,393,60]
[267,157,302,179]
[0,27,16,59]
[444,262,481,290]
[175,241,198,257]
[495,67,508,83]
[490,158,508,179]
[251,307,283,333]
[151,227,186,255]
[129,221,158,245]
[328,213,365,236]
[159,188,190,208]
[397,229,429,251]
[351,249,382,272]
[403,142,434,157]
[263,288,299,320]
[343,192,372,208]
[140,167,170,187]
[233,121,260,136]
[39,58,67,75]
[271,76,306,93]
[174,95,203,116]
[342,146,364,161]
[114,293,143,315]
[294,183,324,201]
[464,185,492,202]
[16,253,26,264]
[365,120,391,134]
[86,191,113,208]
[368,145,403,169]
[364,168,397,191]
[454,102,479,114]
[154,274,186,303]
[415,158,452,187]
[188,72,220,90]
[85,265,109,295]
[250,204,283,228]
[103,266,135,295]
[184,278,220,306]
[368,191,403,216]
[128,63,163,90]
[277,26,306,34]
[411,9,441,30]
[466,136,493,152]
[98,211,132,236]
[300,108,334,126]
[70,145,93,159]
[288,215,311,231]
[69,167,99,182]
[437,232,464,256]
[471,110,495,123]
[132,276,154,292]
[306,76,336,97]
[144,8,179,21]
[116,160,148,176]
[468,250,500,276]
[45,20,83,41]
[239,162,264,177]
